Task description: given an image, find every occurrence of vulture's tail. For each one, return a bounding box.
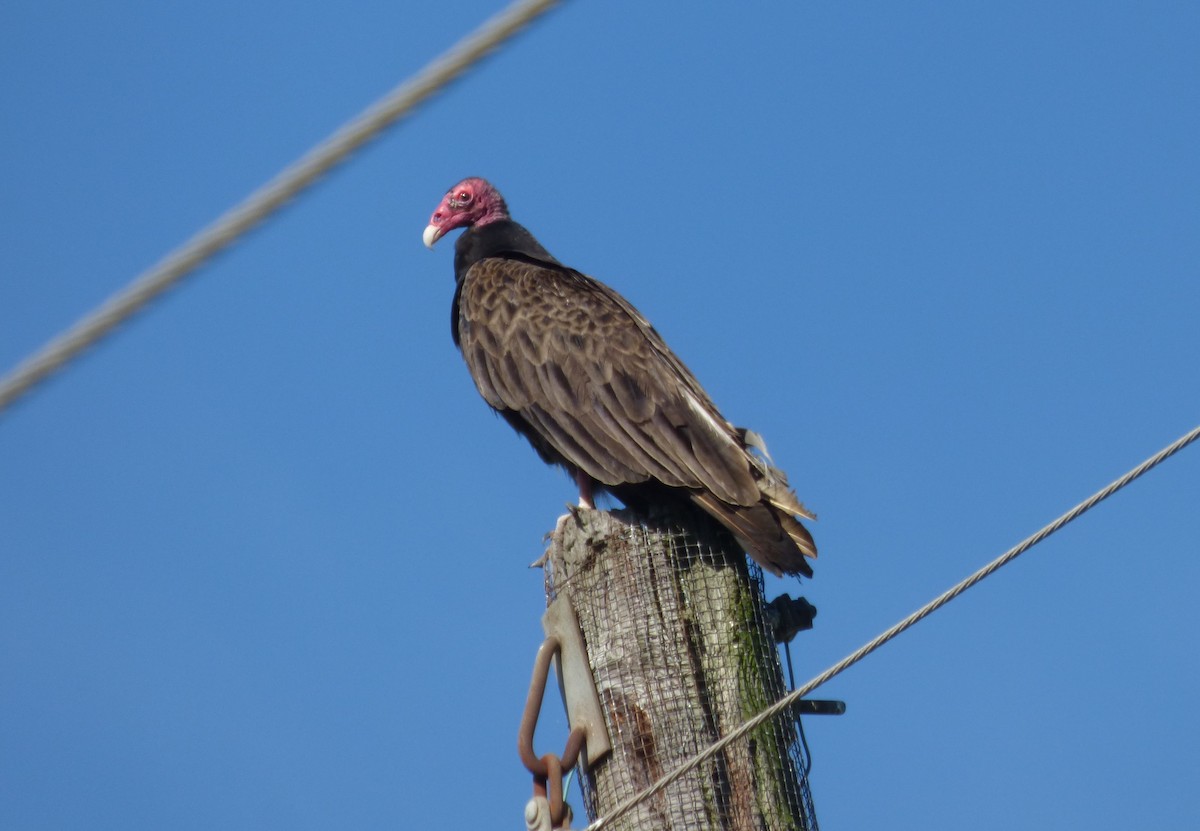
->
[690,492,816,578]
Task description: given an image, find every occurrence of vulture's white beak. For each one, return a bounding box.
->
[422,224,443,249]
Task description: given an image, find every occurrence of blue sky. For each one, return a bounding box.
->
[2,2,1198,828]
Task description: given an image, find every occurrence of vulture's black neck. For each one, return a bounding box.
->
[453,219,560,284]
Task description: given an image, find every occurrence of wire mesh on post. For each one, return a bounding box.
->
[545,505,818,831]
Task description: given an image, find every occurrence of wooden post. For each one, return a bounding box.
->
[545,505,814,831]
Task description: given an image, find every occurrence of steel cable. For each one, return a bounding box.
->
[0,0,564,415]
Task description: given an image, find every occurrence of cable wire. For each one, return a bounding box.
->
[0,0,564,416]
[583,421,1200,831]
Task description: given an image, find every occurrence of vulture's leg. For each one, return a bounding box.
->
[574,470,595,510]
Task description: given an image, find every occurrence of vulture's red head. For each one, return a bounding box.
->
[422,177,510,249]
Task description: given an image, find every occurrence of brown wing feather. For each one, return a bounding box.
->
[458,257,818,575]
[459,259,747,493]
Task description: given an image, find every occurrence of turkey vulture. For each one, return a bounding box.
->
[423,177,817,578]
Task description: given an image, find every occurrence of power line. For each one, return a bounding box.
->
[582,421,1200,831]
[0,0,564,417]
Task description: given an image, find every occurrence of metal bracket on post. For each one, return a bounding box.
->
[519,594,612,829]
[542,594,611,766]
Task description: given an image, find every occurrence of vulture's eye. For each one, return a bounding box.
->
[458,191,471,201]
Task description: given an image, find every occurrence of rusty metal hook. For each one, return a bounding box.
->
[519,635,585,826]
[519,595,611,828]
